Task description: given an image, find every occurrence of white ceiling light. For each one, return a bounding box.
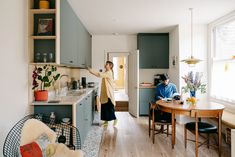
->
[181,8,202,65]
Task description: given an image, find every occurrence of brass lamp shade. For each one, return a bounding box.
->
[181,56,202,65]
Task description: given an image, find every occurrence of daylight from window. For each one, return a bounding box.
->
[211,19,235,103]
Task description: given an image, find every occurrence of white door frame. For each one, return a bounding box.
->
[107,52,129,95]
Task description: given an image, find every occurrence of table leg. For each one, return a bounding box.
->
[195,116,198,157]
[171,111,175,149]
[218,113,222,157]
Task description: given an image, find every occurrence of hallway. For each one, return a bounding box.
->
[99,112,230,157]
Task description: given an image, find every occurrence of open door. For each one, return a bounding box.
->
[128,50,139,117]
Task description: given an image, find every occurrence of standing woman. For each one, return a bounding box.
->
[87,61,117,127]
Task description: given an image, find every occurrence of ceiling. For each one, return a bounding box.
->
[68,0,235,35]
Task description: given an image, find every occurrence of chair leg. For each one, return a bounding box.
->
[207,134,210,149]
[149,117,151,137]
[152,123,155,144]
[184,126,187,148]
[167,125,169,137]
[161,125,164,133]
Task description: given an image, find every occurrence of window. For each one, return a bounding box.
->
[211,19,235,103]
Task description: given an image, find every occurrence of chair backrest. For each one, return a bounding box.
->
[3,114,82,157]
[3,115,34,157]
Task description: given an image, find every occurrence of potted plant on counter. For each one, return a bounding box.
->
[32,65,60,101]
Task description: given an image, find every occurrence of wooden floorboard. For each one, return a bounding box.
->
[99,112,231,157]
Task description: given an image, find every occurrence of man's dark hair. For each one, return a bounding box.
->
[160,74,169,81]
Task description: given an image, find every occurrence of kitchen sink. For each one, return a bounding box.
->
[66,90,85,96]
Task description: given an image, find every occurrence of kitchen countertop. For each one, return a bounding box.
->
[139,85,156,89]
[31,86,98,106]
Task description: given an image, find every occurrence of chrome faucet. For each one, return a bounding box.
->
[58,74,70,95]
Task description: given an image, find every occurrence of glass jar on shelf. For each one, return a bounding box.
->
[43,53,47,63]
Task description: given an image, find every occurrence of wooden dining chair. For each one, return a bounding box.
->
[148,102,174,144]
[184,110,222,157]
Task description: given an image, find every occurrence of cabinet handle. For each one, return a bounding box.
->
[70,61,73,63]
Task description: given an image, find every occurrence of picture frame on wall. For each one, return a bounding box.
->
[37,18,53,35]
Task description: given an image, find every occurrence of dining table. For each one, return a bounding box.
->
[155,99,225,157]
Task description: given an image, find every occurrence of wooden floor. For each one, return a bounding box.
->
[99,112,231,157]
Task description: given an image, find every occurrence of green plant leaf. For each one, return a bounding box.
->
[43,76,49,82]
[38,75,42,81]
[44,82,51,88]
[47,71,52,76]
[54,74,60,81]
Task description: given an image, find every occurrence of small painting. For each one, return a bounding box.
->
[37,18,53,35]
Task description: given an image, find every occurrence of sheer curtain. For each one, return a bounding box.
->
[211,19,235,103]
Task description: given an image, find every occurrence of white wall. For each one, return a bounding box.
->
[0,0,28,154]
[179,24,208,100]
[139,69,168,83]
[168,26,180,89]
[177,24,208,123]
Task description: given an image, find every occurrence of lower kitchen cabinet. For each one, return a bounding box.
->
[34,92,93,146]
[139,88,155,116]
[76,93,92,145]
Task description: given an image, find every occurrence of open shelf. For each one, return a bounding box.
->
[31,36,56,39]
[30,9,56,14]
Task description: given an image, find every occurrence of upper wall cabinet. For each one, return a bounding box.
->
[137,33,169,69]
[60,0,91,68]
[28,0,91,68]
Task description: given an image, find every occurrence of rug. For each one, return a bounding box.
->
[82,112,103,157]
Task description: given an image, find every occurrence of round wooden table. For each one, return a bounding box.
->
[156,100,225,157]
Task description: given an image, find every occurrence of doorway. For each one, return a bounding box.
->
[108,52,129,111]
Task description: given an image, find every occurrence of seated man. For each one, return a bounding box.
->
[153,74,178,122]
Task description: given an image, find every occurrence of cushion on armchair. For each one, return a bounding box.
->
[20,119,57,146]
[46,143,84,157]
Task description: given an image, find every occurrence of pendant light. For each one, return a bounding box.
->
[181,8,202,65]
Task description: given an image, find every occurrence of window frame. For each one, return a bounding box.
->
[208,11,235,110]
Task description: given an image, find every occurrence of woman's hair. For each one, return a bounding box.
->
[106,61,114,78]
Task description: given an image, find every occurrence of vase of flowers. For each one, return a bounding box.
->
[32,65,60,101]
[182,71,206,98]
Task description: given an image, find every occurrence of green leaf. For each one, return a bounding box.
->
[44,82,51,88]
[54,74,60,81]
[43,76,49,82]
[37,67,43,72]
[38,75,42,81]
[47,71,52,76]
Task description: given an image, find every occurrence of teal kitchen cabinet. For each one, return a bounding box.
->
[139,88,155,116]
[76,93,93,145]
[60,0,78,66]
[60,0,91,68]
[76,99,85,144]
[137,33,169,69]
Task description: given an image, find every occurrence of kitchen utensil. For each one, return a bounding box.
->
[58,129,66,144]
[81,77,86,88]
[68,128,75,150]
[72,81,78,90]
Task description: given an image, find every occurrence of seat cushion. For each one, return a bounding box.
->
[185,122,217,133]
